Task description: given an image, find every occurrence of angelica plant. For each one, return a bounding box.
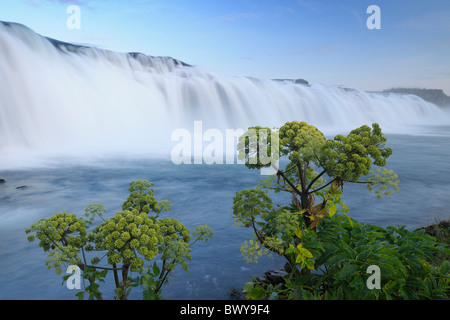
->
[235,121,399,232]
[234,121,406,298]
[26,180,212,300]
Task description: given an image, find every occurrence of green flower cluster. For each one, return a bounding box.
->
[367,168,400,199]
[320,123,393,182]
[25,212,89,251]
[89,209,160,270]
[26,180,213,299]
[25,212,89,274]
[232,189,273,228]
[45,245,81,274]
[192,225,214,243]
[279,121,325,163]
[240,239,271,264]
[237,126,279,170]
[159,217,191,243]
[122,180,171,215]
[157,217,193,271]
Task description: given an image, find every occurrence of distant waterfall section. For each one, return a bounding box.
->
[1,21,449,167]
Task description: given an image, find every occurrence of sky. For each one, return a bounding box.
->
[1,0,450,94]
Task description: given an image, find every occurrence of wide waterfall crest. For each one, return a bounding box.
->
[1,21,449,167]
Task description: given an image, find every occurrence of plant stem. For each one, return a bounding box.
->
[277,170,303,197]
[306,169,327,191]
[309,178,337,194]
[113,263,120,288]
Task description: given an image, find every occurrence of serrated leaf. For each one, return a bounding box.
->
[152,262,160,276]
[143,288,156,300]
[75,291,85,300]
[246,287,266,300]
[348,274,364,288]
[405,277,425,290]
[356,249,372,261]
[439,260,450,275]
[268,291,278,300]
[336,264,359,281]
[324,252,348,266]
[130,276,140,287]
[141,274,156,289]
[328,205,336,217]
[305,240,324,250]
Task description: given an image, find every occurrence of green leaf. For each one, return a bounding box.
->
[405,277,426,290]
[439,260,450,276]
[114,287,123,299]
[98,269,108,278]
[86,282,99,290]
[305,240,324,251]
[152,262,160,277]
[324,252,348,266]
[143,288,156,300]
[336,264,360,281]
[130,276,140,287]
[384,278,405,294]
[75,291,85,300]
[348,274,364,288]
[356,248,372,261]
[61,274,71,285]
[399,286,417,300]
[181,261,189,273]
[246,287,266,300]
[141,274,156,289]
[328,205,337,217]
[268,291,279,300]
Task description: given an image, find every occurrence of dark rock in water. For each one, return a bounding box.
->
[416,220,450,238]
[0,179,5,183]
[263,270,288,286]
[284,262,293,273]
[16,185,27,189]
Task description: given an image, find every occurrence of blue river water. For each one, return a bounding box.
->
[0,128,449,300]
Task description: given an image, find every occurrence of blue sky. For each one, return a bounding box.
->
[1,0,450,94]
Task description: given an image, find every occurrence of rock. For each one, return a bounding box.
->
[381,88,450,107]
[294,79,309,86]
[272,78,310,86]
[263,270,288,286]
[16,185,27,189]
[416,220,450,238]
[0,179,5,183]
[284,262,293,273]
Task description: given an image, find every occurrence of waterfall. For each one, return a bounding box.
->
[1,21,449,168]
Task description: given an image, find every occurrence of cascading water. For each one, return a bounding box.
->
[1,21,449,168]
